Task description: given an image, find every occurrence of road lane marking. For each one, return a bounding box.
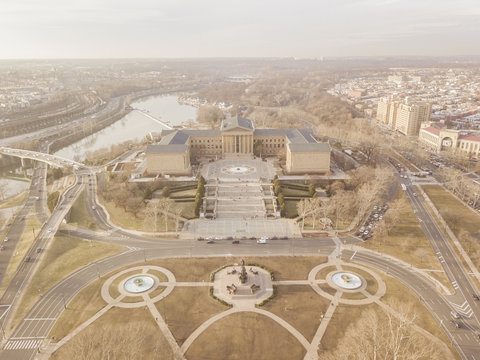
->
[350,250,357,260]
[4,339,40,350]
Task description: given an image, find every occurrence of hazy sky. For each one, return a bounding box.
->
[2,0,479,58]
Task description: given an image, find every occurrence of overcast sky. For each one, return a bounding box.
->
[1,0,479,59]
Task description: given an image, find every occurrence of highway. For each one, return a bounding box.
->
[0,173,85,345]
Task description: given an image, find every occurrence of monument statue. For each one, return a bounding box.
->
[239,259,248,284]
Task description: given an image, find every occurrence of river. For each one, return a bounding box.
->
[54,95,197,161]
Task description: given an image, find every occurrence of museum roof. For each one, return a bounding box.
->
[221,116,254,131]
[253,128,317,143]
[146,144,188,153]
[159,130,190,145]
[288,142,331,152]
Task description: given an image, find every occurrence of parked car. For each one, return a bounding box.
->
[25,256,31,262]
[3,237,8,242]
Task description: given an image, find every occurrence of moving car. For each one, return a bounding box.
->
[257,237,268,244]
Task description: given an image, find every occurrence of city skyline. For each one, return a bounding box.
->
[2,0,480,59]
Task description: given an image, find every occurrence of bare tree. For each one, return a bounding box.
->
[383,199,402,236]
[323,306,446,360]
[145,199,161,232]
[296,199,308,230]
[173,204,183,235]
[158,198,174,232]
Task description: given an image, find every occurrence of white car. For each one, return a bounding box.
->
[257,237,268,244]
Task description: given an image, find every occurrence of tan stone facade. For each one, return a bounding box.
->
[146,148,191,175]
[376,98,431,135]
[146,116,331,175]
[286,145,331,174]
[419,123,480,158]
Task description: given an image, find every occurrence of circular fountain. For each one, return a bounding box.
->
[123,275,155,293]
[331,272,362,290]
[228,166,250,173]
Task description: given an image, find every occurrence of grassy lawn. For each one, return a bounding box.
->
[171,188,196,197]
[315,266,338,281]
[282,187,310,197]
[423,184,480,269]
[284,200,299,218]
[361,190,451,290]
[185,312,306,360]
[0,214,42,296]
[178,200,196,219]
[51,307,173,360]
[45,255,458,359]
[49,278,106,341]
[47,256,329,342]
[11,236,123,331]
[67,190,97,230]
[100,197,178,232]
[156,286,228,345]
[378,271,460,359]
[262,285,330,341]
[0,191,28,209]
[145,256,327,282]
[147,269,168,282]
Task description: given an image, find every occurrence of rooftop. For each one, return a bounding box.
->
[221,115,254,131]
[288,143,331,152]
[146,144,188,153]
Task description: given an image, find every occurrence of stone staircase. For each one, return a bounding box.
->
[204,179,277,219]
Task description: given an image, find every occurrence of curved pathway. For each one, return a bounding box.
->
[0,244,474,359]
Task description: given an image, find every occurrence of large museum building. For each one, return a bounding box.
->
[146,116,331,175]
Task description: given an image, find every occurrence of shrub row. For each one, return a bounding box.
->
[257,286,278,307]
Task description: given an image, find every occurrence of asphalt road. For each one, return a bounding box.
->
[0,163,47,293]
[0,236,336,360]
[402,174,480,358]
[1,113,480,359]
[0,174,85,342]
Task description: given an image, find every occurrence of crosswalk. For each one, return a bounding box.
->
[3,339,41,350]
[451,280,460,290]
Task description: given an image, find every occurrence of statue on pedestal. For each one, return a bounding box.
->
[239,259,248,284]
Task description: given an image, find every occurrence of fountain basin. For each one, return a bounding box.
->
[124,275,155,293]
[331,272,362,290]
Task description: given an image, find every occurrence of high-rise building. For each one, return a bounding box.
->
[376,98,390,124]
[395,102,432,136]
[376,98,431,135]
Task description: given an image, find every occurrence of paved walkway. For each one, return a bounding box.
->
[38,259,451,360]
[184,218,301,238]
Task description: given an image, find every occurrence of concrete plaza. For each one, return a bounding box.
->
[183,218,301,238]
